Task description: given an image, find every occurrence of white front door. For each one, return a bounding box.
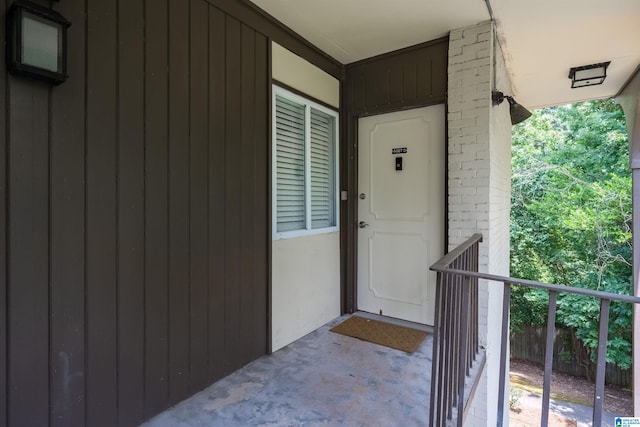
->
[357,105,444,325]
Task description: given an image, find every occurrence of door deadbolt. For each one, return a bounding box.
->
[359,221,369,229]
[359,193,366,200]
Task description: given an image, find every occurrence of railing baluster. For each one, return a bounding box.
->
[433,274,447,426]
[443,272,454,421]
[429,272,442,425]
[440,273,451,425]
[593,298,611,426]
[496,283,510,427]
[451,272,461,410]
[466,247,473,374]
[541,291,558,427]
[431,273,448,426]
[471,241,478,359]
[456,278,471,427]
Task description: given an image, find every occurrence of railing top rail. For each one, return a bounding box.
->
[430,266,640,305]
[431,234,483,270]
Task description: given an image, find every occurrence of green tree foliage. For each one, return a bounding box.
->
[510,99,632,369]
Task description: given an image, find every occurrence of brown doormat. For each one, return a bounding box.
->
[330,315,428,353]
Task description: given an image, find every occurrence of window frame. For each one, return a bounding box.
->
[272,85,340,240]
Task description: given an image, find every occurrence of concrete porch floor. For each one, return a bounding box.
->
[142,313,433,426]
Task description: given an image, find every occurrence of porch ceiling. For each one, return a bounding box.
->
[250,0,640,110]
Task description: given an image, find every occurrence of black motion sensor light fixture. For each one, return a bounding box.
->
[568,62,611,89]
[6,0,71,85]
[492,91,532,125]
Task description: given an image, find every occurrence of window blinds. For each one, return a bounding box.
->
[310,108,335,229]
[275,95,306,232]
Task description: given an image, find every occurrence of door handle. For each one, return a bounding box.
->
[359,221,369,229]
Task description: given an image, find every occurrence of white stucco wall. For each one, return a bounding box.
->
[447,21,512,427]
[271,42,341,352]
[271,233,341,351]
[272,42,339,109]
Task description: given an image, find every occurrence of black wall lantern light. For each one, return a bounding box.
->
[568,61,610,88]
[6,0,71,85]
[492,91,532,125]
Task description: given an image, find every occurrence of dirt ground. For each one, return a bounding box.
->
[511,409,577,427]
[510,359,633,417]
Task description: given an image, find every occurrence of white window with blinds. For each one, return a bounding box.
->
[273,86,339,239]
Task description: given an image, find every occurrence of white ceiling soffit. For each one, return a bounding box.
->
[251,0,489,63]
[491,0,640,109]
[251,0,640,110]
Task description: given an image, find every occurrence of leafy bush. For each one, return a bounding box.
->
[510,100,632,368]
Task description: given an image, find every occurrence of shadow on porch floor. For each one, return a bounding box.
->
[142,313,433,426]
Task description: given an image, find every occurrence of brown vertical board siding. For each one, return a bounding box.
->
[432,42,448,99]
[207,5,227,383]
[252,32,269,359]
[116,0,145,423]
[364,72,378,109]
[49,0,87,425]
[403,64,418,103]
[388,63,403,105]
[0,0,7,424]
[345,37,448,115]
[239,24,256,368]
[86,0,119,424]
[4,0,283,423]
[188,0,210,394]
[377,70,390,107]
[144,0,170,417]
[340,106,357,314]
[7,78,50,427]
[341,81,359,314]
[416,58,431,100]
[167,0,191,405]
[351,77,365,113]
[224,15,242,373]
[204,0,342,80]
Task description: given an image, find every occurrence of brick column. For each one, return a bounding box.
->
[447,20,513,426]
[448,20,493,338]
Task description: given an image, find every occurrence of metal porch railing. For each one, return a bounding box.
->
[429,233,640,427]
[429,234,483,427]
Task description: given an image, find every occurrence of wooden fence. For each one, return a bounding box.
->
[510,326,631,387]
